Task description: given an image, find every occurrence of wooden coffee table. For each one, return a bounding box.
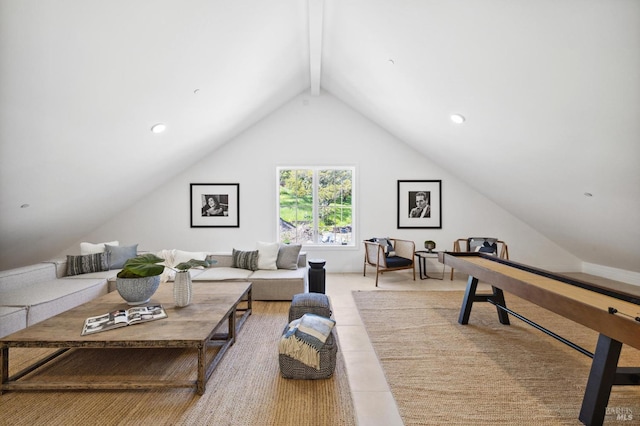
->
[0,281,251,395]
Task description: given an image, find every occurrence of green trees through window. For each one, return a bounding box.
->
[278,167,354,246]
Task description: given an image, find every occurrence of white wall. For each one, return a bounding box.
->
[70,92,581,273]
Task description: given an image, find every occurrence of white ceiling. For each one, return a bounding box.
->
[1,0,639,273]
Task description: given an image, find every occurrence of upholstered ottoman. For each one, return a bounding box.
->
[288,292,332,322]
[280,293,337,379]
[279,327,338,380]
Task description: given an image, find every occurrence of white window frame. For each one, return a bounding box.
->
[276,166,356,248]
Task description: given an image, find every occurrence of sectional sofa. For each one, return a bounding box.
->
[195,251,308,301]
[0,246,308,338]
[0,262,112,338]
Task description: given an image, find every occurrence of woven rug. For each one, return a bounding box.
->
[353,290,640,425]
[1,302,355,426]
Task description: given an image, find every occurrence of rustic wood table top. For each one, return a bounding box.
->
[2,281,252,346]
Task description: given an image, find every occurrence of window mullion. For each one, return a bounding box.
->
[312,169,319,244]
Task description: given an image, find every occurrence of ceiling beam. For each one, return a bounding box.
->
[308,0,324,96]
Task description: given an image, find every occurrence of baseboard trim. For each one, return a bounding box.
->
[581,262,640,286]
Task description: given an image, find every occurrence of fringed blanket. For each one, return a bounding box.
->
[278,313,336,370]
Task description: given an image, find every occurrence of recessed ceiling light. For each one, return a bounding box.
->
[20,203,30,209]
[450,114,466,124]
[151,123,166,134]
[584,192,593,197]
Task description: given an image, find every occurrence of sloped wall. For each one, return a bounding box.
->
[71,92,580,273]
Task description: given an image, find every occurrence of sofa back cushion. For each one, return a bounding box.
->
[80,240,119,255]
[276,244,302,270]
[105,244,138,269]
[205,251,307,270]
[0,263,57,292]
[256,241,279,270]
[206,253,233,267]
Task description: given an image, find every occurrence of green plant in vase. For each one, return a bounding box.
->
[116,254,210,306]
[170,257,212,308]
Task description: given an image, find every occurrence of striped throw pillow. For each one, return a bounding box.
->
[66,253,109,276]
[232,249,259,271]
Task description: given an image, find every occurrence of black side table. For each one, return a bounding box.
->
[414,251,445,280]
[308,259,326,293]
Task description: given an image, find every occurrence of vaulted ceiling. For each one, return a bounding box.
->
[1,0,639,273]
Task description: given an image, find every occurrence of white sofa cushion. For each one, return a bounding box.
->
[0,263,57,292]
[164,268,206,282]
[173,250,208,265]
[0,306,28,338]
[156,250,208,282]
[205,252,234,267]
[192,267,253,281]
[256,241,279,270]
[1,278,109,326]
[154,249,176,282]
[80,240,119,254]
[66,269,121,280]
[249,268,306,281]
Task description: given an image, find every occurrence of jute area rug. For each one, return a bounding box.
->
[353,290,640,425]
[1,302,355,426]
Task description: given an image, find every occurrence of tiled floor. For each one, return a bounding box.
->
[325,270,473,426]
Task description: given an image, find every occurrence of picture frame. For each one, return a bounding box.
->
[190,183,240,228]
[397,180,442,229]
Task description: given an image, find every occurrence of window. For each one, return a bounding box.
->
[277,167,355,246]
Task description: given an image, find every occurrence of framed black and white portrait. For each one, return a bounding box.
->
[397,180,442,229]
[190,183,239,228]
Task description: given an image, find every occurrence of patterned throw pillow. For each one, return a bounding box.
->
[478,241,498,254]
[232,249,259,271]
[469,238,498,255]
[66,253,109,276]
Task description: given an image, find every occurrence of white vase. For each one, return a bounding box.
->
[174,271,192,307]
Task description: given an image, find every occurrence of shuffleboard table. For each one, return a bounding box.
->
[438,252,640,426]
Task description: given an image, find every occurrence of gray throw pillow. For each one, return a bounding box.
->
[232,249,259,271]
[66,253,109,276]
[276,244,302,270]
[105,244,138,269]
